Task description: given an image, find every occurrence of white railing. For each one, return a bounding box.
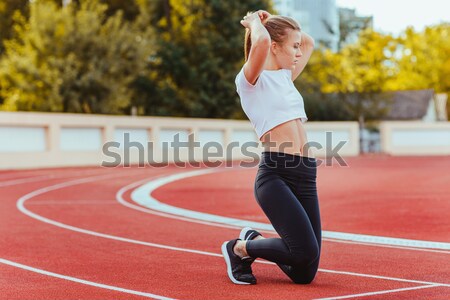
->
[0,111,359,169]
[379,121,450,155]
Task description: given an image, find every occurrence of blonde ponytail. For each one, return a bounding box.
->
[242,14,301,62]
[244,27,252,62]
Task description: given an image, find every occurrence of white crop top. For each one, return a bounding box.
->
[235,66,308,140]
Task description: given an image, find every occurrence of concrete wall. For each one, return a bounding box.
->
[380,121,450,155]
[0,112,359,170]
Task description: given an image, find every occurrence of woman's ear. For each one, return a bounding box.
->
[270,41,278,55]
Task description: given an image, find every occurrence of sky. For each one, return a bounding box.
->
[335,0,449,36]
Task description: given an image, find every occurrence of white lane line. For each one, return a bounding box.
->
[0,169,110,187]
[0,258,176,300]
[16,173,230,257]
[117,176,243,231]
[131,169,450,251]
[0,169,87,180]
[0,171,50,180]
[317,269,448,286]
[16,173,450,288]
[322,238,450,255]
[314,284,440,300]
[27,200,118,205]
[119,179,450,254]
[0,175,51,187]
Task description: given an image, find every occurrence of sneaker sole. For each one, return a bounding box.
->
[221,242,251,285]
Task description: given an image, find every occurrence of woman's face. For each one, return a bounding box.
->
[273,29,303,70]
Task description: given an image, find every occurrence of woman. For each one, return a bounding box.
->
[221,10,321,285]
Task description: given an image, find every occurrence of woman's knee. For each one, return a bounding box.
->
[291,273,317,284]
[284,263,319,284]
[290,241,320,266]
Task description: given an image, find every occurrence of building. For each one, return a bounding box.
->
[382,90,448,122]
[338,7,373,50]
[365,90,447,152]
[273,0,340,52]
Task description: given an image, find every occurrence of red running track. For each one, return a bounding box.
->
[1,155,449,299]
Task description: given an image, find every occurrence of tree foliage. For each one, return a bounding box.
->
[145,0,273,118]
[297,24,449,121]
[386,24,450,95]
[0,0,29,55]
[0,0,154,113]
[0,1,448,120]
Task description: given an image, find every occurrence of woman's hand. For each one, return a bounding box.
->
[240,10,272,29]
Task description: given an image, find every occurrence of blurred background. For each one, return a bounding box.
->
[0,0,449,168]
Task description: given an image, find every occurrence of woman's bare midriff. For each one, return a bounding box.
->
[260,118,314,158]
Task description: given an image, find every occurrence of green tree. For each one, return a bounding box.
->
[301,23,450,121]
[386,24,450,93]
[0,1,81,56]
[295,29,397,151]
[144,0,273,118]
[60,0,142,21]
[295,46,352,121]
[386,23,450,117]
[0,0,154,113]
[99,0,141,21]
[0,0,29,54]
[337,8,372,52]
[302,29,396,122]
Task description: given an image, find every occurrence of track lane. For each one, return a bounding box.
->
[2,164,449,299]
[153,156,450,242]
[0,259,167,300]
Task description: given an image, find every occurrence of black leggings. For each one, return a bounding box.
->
[246,151,322,284]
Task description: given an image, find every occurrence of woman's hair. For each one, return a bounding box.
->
[244,14,301,61]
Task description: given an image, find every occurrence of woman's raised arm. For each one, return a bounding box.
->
[240,11,271,85]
